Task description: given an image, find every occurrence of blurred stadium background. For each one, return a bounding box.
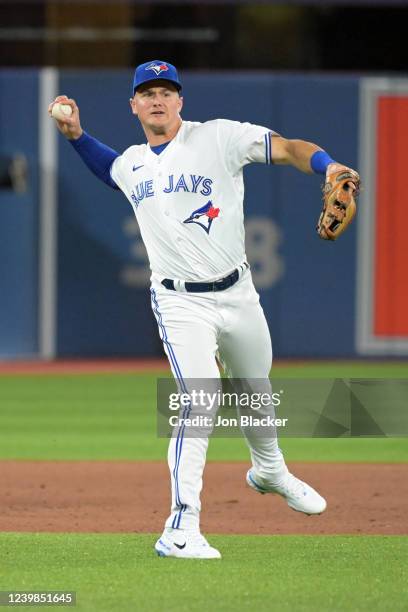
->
[1,0,407,362]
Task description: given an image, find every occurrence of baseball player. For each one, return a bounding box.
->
[49,60,359,560]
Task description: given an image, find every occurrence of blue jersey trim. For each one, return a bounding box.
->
[264,132,272,165]
[150,141,171,155]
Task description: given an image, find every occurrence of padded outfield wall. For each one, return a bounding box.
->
[0,69,406,358]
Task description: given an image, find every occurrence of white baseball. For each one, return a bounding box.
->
[51,103,73,121]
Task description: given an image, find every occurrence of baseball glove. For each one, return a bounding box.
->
[317,164,360,240]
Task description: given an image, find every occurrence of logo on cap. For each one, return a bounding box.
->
[146,62,169,76]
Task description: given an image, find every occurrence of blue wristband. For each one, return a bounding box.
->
[310,151,335,175]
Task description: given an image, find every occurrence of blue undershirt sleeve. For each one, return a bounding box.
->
[69,131,120,190]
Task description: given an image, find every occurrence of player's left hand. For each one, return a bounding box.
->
[316,163,360,241]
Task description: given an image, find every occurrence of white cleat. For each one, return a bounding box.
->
[155,528,221,559]
[246,468,327,516]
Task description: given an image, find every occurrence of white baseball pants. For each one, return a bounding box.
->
[150,268,287,531]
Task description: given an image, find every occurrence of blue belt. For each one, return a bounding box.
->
[161,264,248,293]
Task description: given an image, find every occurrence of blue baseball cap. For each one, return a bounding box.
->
[132,60,182,95]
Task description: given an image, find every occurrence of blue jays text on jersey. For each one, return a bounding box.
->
[130,173,213,208]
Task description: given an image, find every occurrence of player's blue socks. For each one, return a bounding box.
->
[310,150,335,175]
[69,131,120,189]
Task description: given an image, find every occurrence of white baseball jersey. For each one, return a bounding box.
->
[110,119,275,281]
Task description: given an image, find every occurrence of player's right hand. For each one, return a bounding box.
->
[48,95,83,141]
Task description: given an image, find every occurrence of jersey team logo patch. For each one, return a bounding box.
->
[183,201,220,234]
[145,62,169,76]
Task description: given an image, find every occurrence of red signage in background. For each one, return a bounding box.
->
[374,96,408,337]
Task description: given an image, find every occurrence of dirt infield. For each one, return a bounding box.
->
[0,358,314,376]
[0,461,406,535]
[0,359,169,375]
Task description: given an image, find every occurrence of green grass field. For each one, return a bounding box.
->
[1,534,407,612]
[0,361,407,611]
